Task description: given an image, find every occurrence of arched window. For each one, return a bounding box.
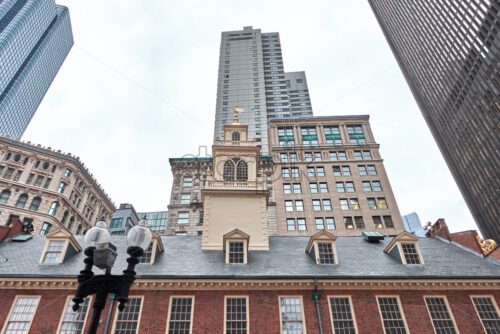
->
[236,160,248,181]
[48,201,59,216]
[61,211,69,225]
[15,194,28,208]
[68,217,74,230]
[29,197,41,211]
[0,190,11,204]
[223,160,235,180]
[232,132,240,141]
[76,225,82,235]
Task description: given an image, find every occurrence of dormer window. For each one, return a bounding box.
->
[137,233,164,264]
[384,232,424,265]
[306,231,338,265]
[223,229,249,264]
[39,229,82,264]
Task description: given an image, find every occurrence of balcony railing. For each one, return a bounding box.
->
[215,140,256,147]
[205,179,266,191]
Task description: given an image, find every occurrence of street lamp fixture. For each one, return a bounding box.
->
[72,219,152,334]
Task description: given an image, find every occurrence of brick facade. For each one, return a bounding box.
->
[0,286,497,333]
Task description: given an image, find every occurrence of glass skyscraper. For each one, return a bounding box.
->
[369,1,500,240]
[0,0,73,138]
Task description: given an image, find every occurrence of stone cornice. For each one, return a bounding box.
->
[1,278,499,291]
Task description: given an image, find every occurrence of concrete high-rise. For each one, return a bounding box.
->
[213,26,313,154]
[0,0,73,139]
[368,1,500,240]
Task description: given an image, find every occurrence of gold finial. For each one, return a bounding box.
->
[233,106,243,124]
[476,236,497,255]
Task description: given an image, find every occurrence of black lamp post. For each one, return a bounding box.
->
[72,219,152,334]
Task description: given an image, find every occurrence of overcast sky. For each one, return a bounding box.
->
[24,0,476,233]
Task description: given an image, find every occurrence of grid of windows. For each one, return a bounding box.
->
[472,296,500,334]
[228,242,244,264]
[113,297,142,334]
[347,124,366,145]
[377,297,407,334]
[43,240,65,264]
[329,297,357,334]
[317,242,335,264]
[279,297,304,333]
[424,297,457,334]
[225,297,248,334]
[167,297,193,334]
[4,296,40,334]
[139,211,168,234]
[59,297,90,334]
[286,218,307,231]
[401,243,421,264]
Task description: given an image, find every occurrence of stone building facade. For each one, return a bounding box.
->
[0,136,115,235]
[269,115,405,236]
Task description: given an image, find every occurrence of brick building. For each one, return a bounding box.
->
[0,136,115,235]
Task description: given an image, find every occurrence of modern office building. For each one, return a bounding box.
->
[0,136,115,235]
[368,1,500,240]
[109,204,168,235]
[402,212,427,237]
[0,0,73,138]
[269,115,405,236]
[213,26,313,154]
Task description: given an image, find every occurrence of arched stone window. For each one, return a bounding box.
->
[76,225,82,235]
[48,201,59,216]
[29,197,41,211]
[0,190,11,204]
[61,211,69,225]
[68,217,74,230]
[223,160,235,180]
[236,160,248,181]
[232,132,240,141]
[15,194,28,208]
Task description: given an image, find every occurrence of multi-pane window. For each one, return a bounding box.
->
[59,296,90,334]
[358,165,367,176]
[326,218,335,230]
[323,199,332,210]
[43,178,51,189]
[344,217,354,229]
[339,152,347,161]
[289,153,297,162]
[324,126,342,146]
[401,243,421,264]
[363,182,372,192]
[315,218,325,230]
[383,216,394,228]
[373,216,384,229]
[114,297,142,334]
[109,218,123,229]
[34,175,44,187]
[225,297,248,334]
[285,201,293,212]
[13,170,22,182]
[291,168,299,178]
[333,166,341,176]
[377,297,408,334]
[346,182,355,192]
[307,167,315,177]
[43,240,65,264]
[340,199,349,210]
[228,242,244,264]
[15,194,28,208]
[310,183,318,193]
[278,127,294,147]
[280,153,288,163]
[3,167,15,179]
[180,194,191,205]
[378,198,388,209]
[301,126,318,146]
[317,242,335,264]
[293,184,301,194]
[329,297,357,334]
[58,182,67,194]
[295,200,304,212]
[314,152,322,161]
[350,199,359,210]
[342,166,351,176]
[347,124,366,145]
[319,183,328,193]
[368,165,377,175]
[282,169,290,178]
[167,297,193,334]
[312,200,322,211]
[471,296,500,334]
[284,184,292,194]
[368,198,377,210]
[373,181,382,191]
[354,217,365,228]
[64,169,72,177]
[279,297,304,333]
[40,222,51,236]
[139,243,154,264]
[354,151,363,160]
[336,182,345,192]
[363,151,372,160]
[4,296,40,334]
[305,152,313,162]
[177,212,189,224]
[287,218,296,231]
[183,178,193,187]
[26,173,34,184]
[424,297,457,334]
[317,167,325,177]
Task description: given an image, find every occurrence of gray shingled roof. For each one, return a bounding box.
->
[0,235,499,279]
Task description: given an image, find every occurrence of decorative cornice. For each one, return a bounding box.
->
[0,278,499,291]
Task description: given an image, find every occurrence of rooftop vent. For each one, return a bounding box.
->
[362,231,385,243]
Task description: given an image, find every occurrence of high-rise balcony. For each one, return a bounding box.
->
[204,176,266,191]
[214,139,257,147]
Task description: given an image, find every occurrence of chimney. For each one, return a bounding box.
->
[425,218,450,240]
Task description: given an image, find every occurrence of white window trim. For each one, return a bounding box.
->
[327,295,358,334]
[56,295,93,334]
[1,295,41,334]
[470,295,500,334]
[225,239,248,264]
[165,295,195,334]
[423,295,459,334]
[110,296,144,334]
[314,241,338,265]
[397,242,425,265]
[278,295,306,334]
[224,296,249,334]
[39,239,70,264]
[376,295,409,334]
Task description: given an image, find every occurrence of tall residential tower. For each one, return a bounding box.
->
[368,1,500,239]
[213,26,313,154]
[0,0,74,138]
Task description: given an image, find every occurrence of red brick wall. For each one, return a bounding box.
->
[0,288,497,334]
[449,231,482,254]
